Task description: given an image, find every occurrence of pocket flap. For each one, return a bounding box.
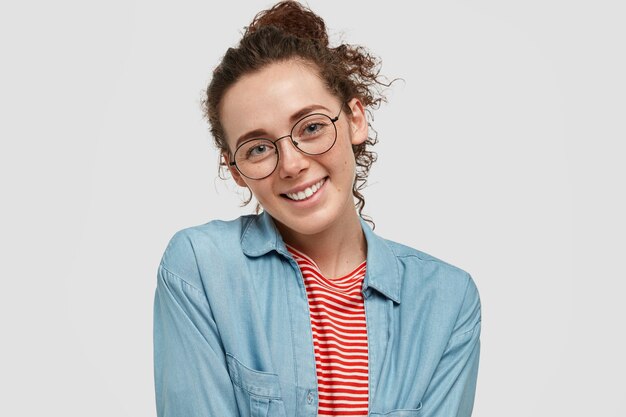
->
[226,353,282,398]
[370,404,422,416]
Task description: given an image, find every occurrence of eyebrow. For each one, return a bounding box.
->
[234,104,332,148]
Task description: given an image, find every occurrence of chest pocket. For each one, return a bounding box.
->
[370,404,422,416]
[226,354,287,417]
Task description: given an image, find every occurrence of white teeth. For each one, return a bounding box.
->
[286,178,325,201]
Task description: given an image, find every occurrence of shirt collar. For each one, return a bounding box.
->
[240,211,287,257]
[241,211,401,303]
[359,217,401,304]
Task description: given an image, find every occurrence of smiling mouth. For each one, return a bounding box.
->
[282,178,327,201]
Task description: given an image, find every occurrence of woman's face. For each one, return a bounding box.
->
[220,60,368,238]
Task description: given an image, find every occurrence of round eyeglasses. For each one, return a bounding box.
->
[229,107,342,180]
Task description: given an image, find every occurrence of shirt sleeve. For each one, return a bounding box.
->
[153,263,239,417]
[421,274,481,417]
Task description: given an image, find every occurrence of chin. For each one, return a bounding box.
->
[272,211,337,237]
[263,188,356,238]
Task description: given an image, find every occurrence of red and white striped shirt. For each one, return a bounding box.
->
[287,246,369,417]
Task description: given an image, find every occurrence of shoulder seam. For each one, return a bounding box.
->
[396,252,466,271]
[449,271,472,330]
[451,319,481,341]
[159,263,204,295]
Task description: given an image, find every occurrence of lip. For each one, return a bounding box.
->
[281,177,327,196]
[280,176,328,204]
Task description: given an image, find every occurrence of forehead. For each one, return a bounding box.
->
[220,60,337,144]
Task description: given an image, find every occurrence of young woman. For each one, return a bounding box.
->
[153,2,481,417]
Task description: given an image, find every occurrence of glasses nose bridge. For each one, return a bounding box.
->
[273,130,310,177]
[273,133,300,157]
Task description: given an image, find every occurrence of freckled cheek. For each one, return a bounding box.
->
[249,184,274,203]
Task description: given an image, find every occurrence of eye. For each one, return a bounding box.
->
[241,141,276,161]
[248,145,267,155]
[299,120,329,138]
[304,123,322,134]
[248,144,268,156]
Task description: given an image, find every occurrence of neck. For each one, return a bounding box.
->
[276,211,367,279]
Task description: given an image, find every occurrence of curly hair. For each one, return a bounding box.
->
[203,1,389,226]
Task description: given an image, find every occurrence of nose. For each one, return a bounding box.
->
[276,136,309,178]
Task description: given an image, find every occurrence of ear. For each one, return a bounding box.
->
[222,152,248,188]
[346,98,368,146]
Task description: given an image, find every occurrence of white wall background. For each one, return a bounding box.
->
[1,0,624,416]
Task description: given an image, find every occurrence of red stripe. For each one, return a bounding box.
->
[313,336,368,348]
[306,289,364,304]
[318,387,369,395]
[312,327,366,341]
[304,271,365,288]
[317,363,368,373]
[314,343,368,356]
[318,394,369,401]
[319,402,369,408]
[315,351,368,362]
[301,266,366,288]
[314,356,368,369]
[312,322,368,335]
[308,300,364,317]
[310,315,366,329]
[304,279,364,296]
[301,268,365,285]
[318,380,368,388]
[308,300,363,315]
[309,307,367,323]
[314,338,368,348]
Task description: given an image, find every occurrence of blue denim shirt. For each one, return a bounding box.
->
[154,212,481,417]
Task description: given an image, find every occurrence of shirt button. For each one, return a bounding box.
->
[306,391,314,404]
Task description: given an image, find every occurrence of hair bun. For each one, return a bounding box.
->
[245,1,329,46]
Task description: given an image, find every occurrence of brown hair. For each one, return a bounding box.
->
[203,1,389,225]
